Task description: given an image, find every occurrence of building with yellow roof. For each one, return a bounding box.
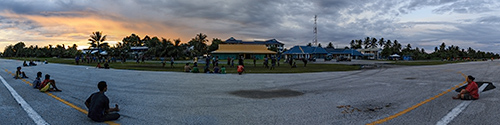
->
[211,44,277,60]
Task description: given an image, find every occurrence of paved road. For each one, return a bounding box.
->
[0,58,498,125]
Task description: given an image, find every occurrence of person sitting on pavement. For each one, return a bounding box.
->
[453,75,479,100]
[33,72,42,89]
[15,66,28,79]
[23,61,29,67]
[184,63,191,72]
[220,65,226,74]
[237,65,245,75]
[85,81,120,122]
[39,74,62,92]
[213,65,220,74]
[104,62,110,69]
[192,65,200,73]
[29,60,37,66]
[96,63,103,68]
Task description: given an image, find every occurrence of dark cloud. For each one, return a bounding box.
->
[0,0,500,53]
[477,16,500,24]
[432,0,498,14]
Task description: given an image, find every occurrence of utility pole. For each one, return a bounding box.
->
[313,15,318,46]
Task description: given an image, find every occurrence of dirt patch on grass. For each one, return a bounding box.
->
[230,89,304,99]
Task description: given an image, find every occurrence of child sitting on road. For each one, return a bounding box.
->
[33,72,42,89]
[39,74,62,92]
[15,66,28,79]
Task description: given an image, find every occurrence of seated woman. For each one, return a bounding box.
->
[15,67,28,79]
[39,74,62,92]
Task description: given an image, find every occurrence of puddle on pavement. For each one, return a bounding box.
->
[230,89,304,99]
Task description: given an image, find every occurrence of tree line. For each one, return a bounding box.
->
[312,37,499,60]
[2,32,223,60]
[2,33,499,60]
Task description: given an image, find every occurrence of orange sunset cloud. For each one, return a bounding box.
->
[0,10,190,51]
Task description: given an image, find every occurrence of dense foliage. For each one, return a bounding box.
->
[2,32,223,59]
[346,37,499,60]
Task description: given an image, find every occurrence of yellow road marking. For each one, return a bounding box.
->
[367,72,467,125]
[46,93,88,114]
[5,69,120,125]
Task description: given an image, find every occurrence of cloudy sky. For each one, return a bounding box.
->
[1,0,499,54]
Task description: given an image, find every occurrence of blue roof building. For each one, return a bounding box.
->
[283,46,328,59]
[324,48,363,59]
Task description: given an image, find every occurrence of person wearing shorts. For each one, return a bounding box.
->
[39,74,62,92]
[453,75,479,100]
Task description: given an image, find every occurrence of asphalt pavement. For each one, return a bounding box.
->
[0,58,499,125]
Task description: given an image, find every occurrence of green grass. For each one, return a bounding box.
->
[9,57,479,73]
[5,57,361,73]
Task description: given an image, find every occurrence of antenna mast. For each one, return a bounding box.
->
[313,15,318,46]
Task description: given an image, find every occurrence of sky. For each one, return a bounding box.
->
[0,0,500,54]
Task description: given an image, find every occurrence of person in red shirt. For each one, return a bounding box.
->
[39,74,62,92]
[453,75,479,100]
[237,65,245,75]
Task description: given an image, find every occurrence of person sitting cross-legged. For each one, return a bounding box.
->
[453,75,479,100]
[39,74,62,92]
[85,81,120,122]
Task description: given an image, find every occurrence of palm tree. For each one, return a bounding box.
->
[89,31,107,62]
[188,33,209,57]
[364,37,371,49]
[370,37,378,48]
[378,38,385,48]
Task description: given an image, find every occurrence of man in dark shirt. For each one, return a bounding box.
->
[85,81,120,122]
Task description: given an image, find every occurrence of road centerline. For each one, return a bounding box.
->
[366,71,467,125]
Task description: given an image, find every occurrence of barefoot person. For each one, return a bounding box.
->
[453,75,479,100]
[39,74,62,92]
[85,81,120,122]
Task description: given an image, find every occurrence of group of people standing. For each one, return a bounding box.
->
[263,56,280,70]
[184,55,247,74]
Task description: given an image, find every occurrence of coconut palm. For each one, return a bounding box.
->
[89,31,107,62]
